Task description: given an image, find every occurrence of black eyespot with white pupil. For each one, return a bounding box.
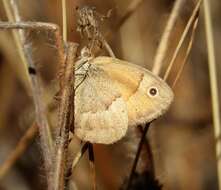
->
[148,87,158,97]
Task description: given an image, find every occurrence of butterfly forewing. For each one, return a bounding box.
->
[92,56,174,126]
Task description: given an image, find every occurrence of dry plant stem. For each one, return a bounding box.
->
[103,38,115,58]
[62,0,67,42]
[2,0,32,92]
[172,17,199,88]
[88,143,96,190]
[0,20,53,183]
[203,1,221,189]
[8,0,54,157]
[0,22,57,157]
[72,142,89,170]
[126,123,150,190]
[152,0,185,75]
[0,123,38,179]
[164,0,202,80]
[52,43,78,190]
[0,21,66,89]
[0,21,65,187]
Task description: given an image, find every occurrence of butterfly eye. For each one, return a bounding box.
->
[148,87,158,97]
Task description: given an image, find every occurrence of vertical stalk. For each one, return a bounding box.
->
[126,123,150,190]
[62,0,67,42]
[203,0,221,189]
[52,42,78,190]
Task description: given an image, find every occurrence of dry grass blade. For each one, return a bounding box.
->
[2,0,55,182]
[203,0,221,189]
[2,0,32,93]
[164,0,202,81]
[52,42,78,190]
[152,0,185,75]
[0,123,38,179]
[62,0,67,42]
[172,17,199,88]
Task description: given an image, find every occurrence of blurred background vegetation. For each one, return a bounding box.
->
[0,0,220,189]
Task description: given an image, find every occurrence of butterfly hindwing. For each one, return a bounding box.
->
[75,63,128,144]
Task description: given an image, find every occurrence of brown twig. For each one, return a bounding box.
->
[0,123,38,179]
[52,42,78,190]
[152,0,185,75]
[126,123,150,190]
[88,143,96,190]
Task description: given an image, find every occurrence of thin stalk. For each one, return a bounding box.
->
[126,123,150,190]
[138,126,155,176]
[0,21,66,93]
[103,38,116,58]
[2,0,32,92]
[62,0,67,42]
[10,0,54,153]
[164,0,202,80]
[152,0,185,75]
[172,17,199,88]
[0,123,38,179]
[52,43,78,190]
[2,1,54,183]
[203,1,221,189]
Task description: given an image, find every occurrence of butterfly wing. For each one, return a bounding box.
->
[75,64,128,144]
[92,56,174,126]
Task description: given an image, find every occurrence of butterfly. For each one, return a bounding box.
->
[74,56,174,144]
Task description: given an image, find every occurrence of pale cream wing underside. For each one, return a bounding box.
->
[92,57,172,126]
[75,65,128,144]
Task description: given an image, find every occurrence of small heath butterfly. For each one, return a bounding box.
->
[74,56,174,144]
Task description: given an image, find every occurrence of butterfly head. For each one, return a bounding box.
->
[141,74,174,122]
